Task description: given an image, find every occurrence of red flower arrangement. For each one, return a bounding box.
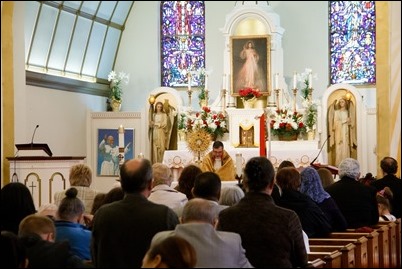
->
[270,108,306,138]
[182,106,228,139]
[239,87,262,101]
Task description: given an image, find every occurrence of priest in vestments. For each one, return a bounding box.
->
[200,141,236,181]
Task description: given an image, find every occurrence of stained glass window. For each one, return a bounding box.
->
[329,1,376,85]
[161,1,205,88]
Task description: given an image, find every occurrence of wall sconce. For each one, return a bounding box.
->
[148,95,156,105]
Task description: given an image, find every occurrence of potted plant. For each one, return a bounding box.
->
[184,107,228,140]
[239,87,262,108]
[198,72,208,107]
[270,107,306,140]
[177,113,187,141]
[303,101,318,140]
[108,70,129,111]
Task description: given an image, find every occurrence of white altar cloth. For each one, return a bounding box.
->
[163,140,323,180]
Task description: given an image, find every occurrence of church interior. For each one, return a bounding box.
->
[1,2,400,194]
[1,2,402,268]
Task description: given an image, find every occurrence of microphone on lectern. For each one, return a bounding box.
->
[31,125,39,146]
[310,135,330,166]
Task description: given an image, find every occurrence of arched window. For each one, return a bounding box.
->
[329,1,376,85]
[160,1,206,88]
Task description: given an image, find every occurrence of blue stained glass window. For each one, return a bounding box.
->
[161,1,205,87]
[329,1,376,85]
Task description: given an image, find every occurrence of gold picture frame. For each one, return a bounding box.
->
[230,35,271,97]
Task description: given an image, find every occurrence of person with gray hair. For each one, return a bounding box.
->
[219,185,245,206]
[325,158,379,228]
[150,198,253,268]
[148,163,188,213]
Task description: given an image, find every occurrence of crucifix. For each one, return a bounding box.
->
[28,181,36,194]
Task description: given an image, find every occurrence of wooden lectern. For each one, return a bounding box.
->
[15,143,53,157]
[311,163,339,175]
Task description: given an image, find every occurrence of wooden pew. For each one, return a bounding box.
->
[308,250,342,268]
[372,223,390,267]
[329,231,379,268]
[309,237,368,268]
[308,258,326,268]
[310,243,356,268]
[378,220,399,267]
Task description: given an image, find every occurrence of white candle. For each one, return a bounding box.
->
[138,152,144,159]
[293,72,297,89]
[309,72,313,89]
[118,125,124,148]
[205,74,208,91]
[187,73,191,92]
[236,152,242,176]
[275,73,279,89]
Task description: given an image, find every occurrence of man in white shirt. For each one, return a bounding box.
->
[148,163,188,214]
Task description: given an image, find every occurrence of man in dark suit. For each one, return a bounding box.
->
[371,157,401,218]
[217,157,308,268]
[91,158,179,268]
[326,158,379,228]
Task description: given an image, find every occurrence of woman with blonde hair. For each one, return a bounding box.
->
[54,164,99,214]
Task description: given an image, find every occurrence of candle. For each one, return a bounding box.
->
[275,73,279,89]
[236,152,242,176]
[138,152,144,159]
[118,125,124,148]
[293,72,297,89]
[309,72,313,89]
[187,73,191,92]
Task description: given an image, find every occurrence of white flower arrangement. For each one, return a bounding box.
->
[108,70,130,101]
[181,107,228,138]
[296,67,318,100]
[296,68,319,132]
[303,99,320,132]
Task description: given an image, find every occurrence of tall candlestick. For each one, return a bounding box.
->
[187,72,191,92]
[118,125,124,148]
[236,153,242,177]
[293,72,297,89]
[309,72,313,89]
[275,73,279,89]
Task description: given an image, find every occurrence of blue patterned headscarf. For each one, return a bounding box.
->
[300,167,330,203]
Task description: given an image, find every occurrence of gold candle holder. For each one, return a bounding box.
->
[274,88,280,110]
[292,88,298,112]
[308,88,313,103]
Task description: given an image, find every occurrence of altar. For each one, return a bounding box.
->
[163,139,323,180]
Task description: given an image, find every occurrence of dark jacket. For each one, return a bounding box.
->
[371,174,401,218]
[20,234,87,268]
[276,189,332,238]
[326,176,379,228]
[91,193,179,268]
[218,192,308,268]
